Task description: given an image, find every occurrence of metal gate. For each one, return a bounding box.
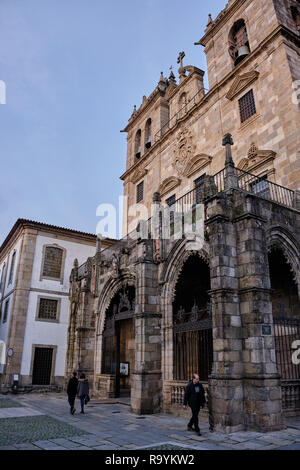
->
[32,347,53,385]
[274,318,300,413]
[174,316,213,382]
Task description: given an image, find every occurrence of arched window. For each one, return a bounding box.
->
[291,5,300,31]
[145,118,152,150]
[228,19,251,66]
[134,129,141,159]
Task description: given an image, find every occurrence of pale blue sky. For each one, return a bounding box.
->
[0,0,226,244]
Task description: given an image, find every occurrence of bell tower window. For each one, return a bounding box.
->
[145,119,152,150]
[228,19,251,66]
[291,5,300,31]
[134,129,141,160]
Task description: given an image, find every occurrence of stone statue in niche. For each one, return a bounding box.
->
[111,253,119,278]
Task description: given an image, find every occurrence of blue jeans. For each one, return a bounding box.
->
[80,396,85,411]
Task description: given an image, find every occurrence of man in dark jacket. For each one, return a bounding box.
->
[183,373,206,436]
[67,371,78,415]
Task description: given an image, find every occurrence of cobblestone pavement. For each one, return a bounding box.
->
[0,393,299,450]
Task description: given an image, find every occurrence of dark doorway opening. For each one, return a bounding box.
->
[32,347,53,385]
[102,285,135,398]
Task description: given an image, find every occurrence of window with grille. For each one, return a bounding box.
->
[38,298,58,321]
[166,194,176,235]
[239,89,256,123]
[8,252,16,285]
[136,181,144,203]
[3,300,9,323]
[42,246,63,279]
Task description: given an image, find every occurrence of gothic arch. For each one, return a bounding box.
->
[267,224,300,298]
[96,272,136,336]
[94,271,136,377]
[159,239,210,381]
[160,239,210,302]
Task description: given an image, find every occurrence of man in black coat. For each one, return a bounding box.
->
[67,371,78,415]
[183,373,206,436]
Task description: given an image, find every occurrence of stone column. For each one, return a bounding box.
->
[235,193,285,432]
[2,228,37,390]
[131,241,162,414]
[206,192,244,433]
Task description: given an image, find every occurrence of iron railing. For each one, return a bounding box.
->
[97,167,296,258]
[274,317,300,411]
[235,168,295,208]
[154,86,206,143]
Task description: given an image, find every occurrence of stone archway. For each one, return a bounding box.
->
[94,273,136,399]
[267,232,300,414]
[160,240,211,414]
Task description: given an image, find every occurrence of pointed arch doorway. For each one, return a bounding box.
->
[173,255,213,383]
[102,285,135,397]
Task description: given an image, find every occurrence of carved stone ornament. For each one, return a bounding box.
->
[131,166,148,184]
[111,253,119,278]
[185,154,212,178]
[226,71,259,101]
[237,143,276,173]
[159,176,181,197]
[173,127,196,176]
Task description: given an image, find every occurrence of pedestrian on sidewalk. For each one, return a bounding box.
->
[183,373,206,436]
[77,373,89,414]
[67,371,78,415]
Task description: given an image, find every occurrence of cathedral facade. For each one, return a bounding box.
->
[66,0,300,433]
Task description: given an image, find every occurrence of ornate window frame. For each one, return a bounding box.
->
[39,244,66,285]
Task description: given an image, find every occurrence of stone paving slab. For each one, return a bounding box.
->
[13,443,41,450]
[0,399,24,409]
[277,443,300,450]
[0,407,43,419]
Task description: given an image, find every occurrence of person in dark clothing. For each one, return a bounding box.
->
[77,373,89,414]
[183,373,206,436]
[67,371,78,415]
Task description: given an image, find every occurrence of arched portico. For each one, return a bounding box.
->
[160,240,212,414]
[267,228,300,415]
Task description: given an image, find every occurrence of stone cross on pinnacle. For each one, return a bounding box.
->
[177,51,185,69]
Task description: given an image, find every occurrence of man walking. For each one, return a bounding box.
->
[183,373,206,436]
[67,371,78,415]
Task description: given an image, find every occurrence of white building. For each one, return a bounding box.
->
[0,219,112,392]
